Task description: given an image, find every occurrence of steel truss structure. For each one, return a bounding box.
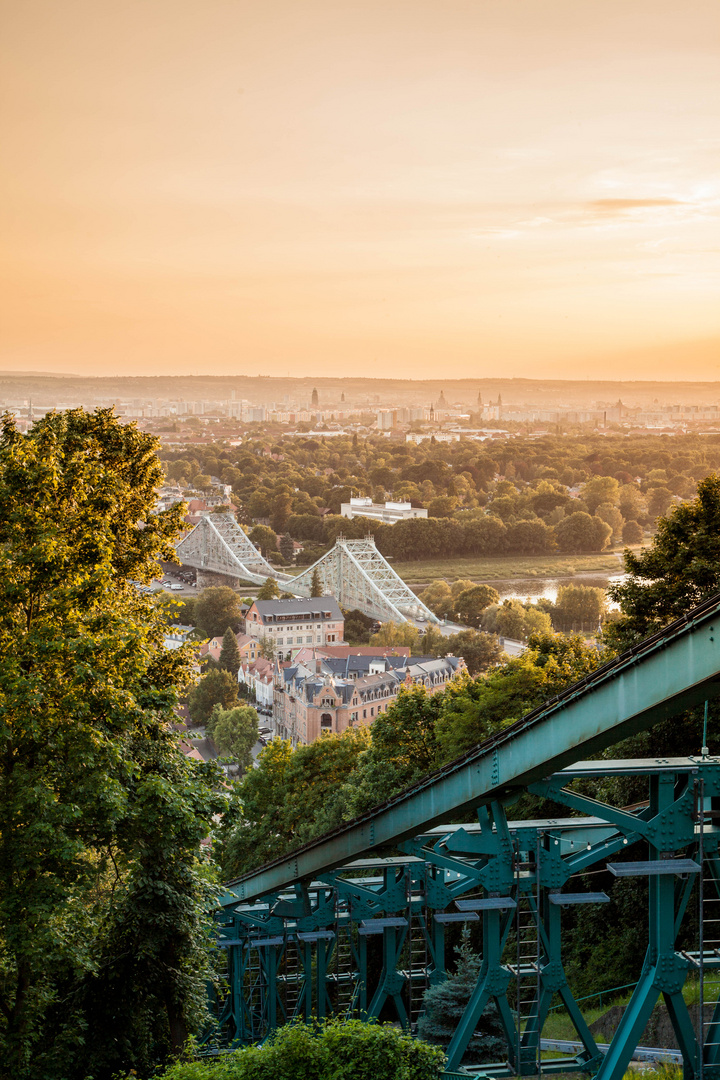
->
[210,594,720,1078]
[290,536,439,624]
[175,513,292,586]
[176,517,437,624]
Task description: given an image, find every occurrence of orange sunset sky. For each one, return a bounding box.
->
[1,0,719,380]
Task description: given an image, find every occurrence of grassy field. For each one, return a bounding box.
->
[389,551,625,585]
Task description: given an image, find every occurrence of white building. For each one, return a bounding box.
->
[340,496,428,524]
[244,597,345,661]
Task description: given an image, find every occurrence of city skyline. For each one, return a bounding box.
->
[1,0,719,379]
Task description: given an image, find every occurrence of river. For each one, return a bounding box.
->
[493,571,627,609]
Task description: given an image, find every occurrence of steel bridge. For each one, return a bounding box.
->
[211,594,720,1079]
[176,513,437,624]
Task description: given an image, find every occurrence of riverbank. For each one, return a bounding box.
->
[392,551,627,585]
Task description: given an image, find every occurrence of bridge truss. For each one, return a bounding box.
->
[290,536,439,625]
[211,594,720,1079]
[176,515,437,624]
[175,513,292,586]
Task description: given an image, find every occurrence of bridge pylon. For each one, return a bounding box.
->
[175,513,293,587]
[290,535,439,625]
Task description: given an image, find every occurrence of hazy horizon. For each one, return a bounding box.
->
[2,1,719,380]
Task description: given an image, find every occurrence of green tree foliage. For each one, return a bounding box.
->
[481,599,552,641]
[218,625,241,677]
[193,586,243,638]
[418,930,504,1063]
[581,475,620,514]
[310,567,323,596]
[248,523,278,557]
[369,622,421,649]
[343,607,375,644]
[551,584,607,632]
[422,580,455,619]
[279,532,295,562]
[257,576,281,600]
[648,485,674,518]
[608,474,720,651]
[554,512,612,553]
[621,518,644,545]
[152,1018,445,1080]
[443,629,504,675]
[259,633,276,659]
[188,667,238,725]
[154,592,196,627]
[212,705,259,774]
[337,687,447,820]
[221,729,370,877]
[0,409,226,1079]
[453,584,500,628]
[435,633,605,761]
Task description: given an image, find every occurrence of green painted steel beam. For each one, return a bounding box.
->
[223,596,720,905]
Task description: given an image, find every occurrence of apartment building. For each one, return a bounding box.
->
[244,597,344,660]
[274,651,465,745]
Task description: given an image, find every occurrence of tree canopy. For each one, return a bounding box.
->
[0,409,226,1079]
[608,474,720,650]
[193,586,244,638]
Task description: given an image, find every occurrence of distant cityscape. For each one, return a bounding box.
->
[4,374,720,439]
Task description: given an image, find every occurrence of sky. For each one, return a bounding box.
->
[1,0,719,380]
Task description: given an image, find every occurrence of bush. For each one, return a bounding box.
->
[148,1019,446,1079]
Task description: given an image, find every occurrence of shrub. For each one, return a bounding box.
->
[149,1019,445,1079]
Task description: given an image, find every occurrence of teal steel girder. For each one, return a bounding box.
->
[223,599,720,906]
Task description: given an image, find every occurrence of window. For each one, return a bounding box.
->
[370,707,374,717]
[306,635,312,643]
[321,713,333,729]
[363,709,367,719]
[277,637,284,645]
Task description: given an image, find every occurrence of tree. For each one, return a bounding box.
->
[257,576,281,600]
[259,633,276,660]
[279,532,295,562]
[218,626,242,677]
[622,518,644,545]
[595,501,624,543]
[194,586,243,637]
[310,567,323,597]
[369,622,421,649]
[339,687,447,819]
[648,485,674,518]
[0,410,226,1078]
[249,524,278,557]
[581,476,620,514]
[554,511,612,553]
[421,580,455,619]
[188,667,238,725]
[212,705,259,774]
[221,729,371,877]
[454,584,500,628]
[552,585,607,632]
[435,633,605,761]
[608,474,720,651]
[444,629,504,676]
[418,930,504,1063]
[343,607,374,645]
